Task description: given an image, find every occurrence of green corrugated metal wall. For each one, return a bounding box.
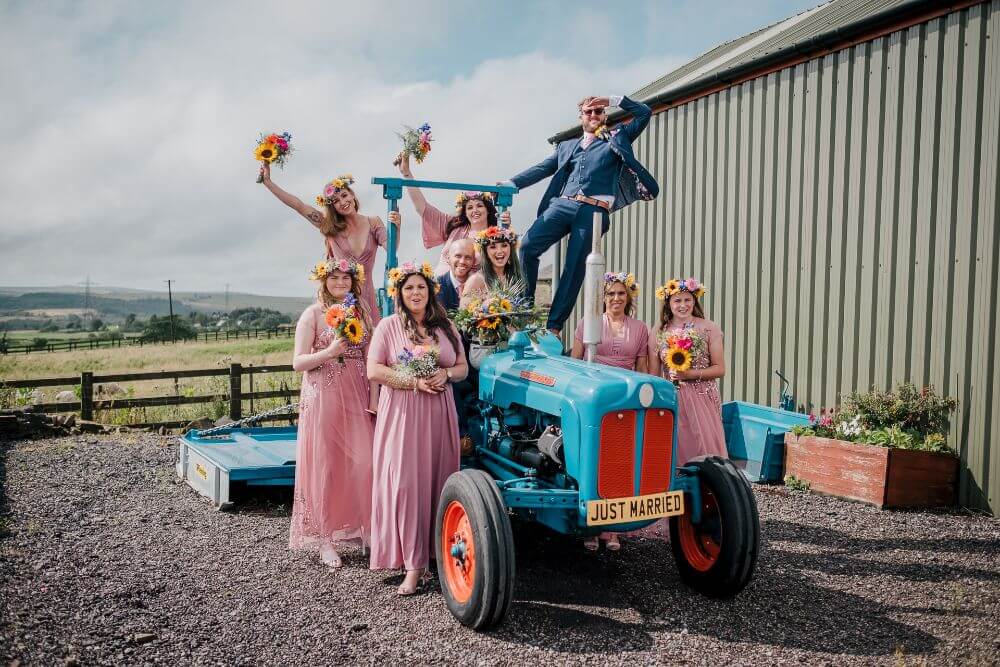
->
[560,1,1000,512]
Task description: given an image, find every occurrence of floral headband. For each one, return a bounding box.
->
[315,174,355,206]
[604,271,640,296]
[386,261,440,297]
[310,257,366,285]
[655,277,706,300]
[474,226,518,251]
[454,191,494,211]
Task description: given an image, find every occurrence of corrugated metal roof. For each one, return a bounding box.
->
[551,0,953,141]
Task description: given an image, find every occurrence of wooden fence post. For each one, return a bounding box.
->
[229,363,242,420]
[80,371,94,421]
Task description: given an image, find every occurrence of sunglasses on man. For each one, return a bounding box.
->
[581,107,606,116]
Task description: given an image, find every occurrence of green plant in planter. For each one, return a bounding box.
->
[842,383,957,440]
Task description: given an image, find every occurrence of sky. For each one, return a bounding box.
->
[0,0,821,299]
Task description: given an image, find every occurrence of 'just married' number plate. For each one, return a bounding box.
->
[586,490,685,526]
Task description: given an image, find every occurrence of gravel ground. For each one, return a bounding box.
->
[1,434,998,666]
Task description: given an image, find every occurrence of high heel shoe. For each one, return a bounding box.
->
[605,534,621,552]
[583,536,600,551]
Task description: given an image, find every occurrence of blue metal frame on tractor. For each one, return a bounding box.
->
[371,177,518,318]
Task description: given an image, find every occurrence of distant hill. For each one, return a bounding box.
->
[0,285,312,321]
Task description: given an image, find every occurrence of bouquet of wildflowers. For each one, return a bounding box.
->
[254,131,293,182]
[323,293,365,346]
[657,327,707,378]
[451,282,542,346]
[393,123,433,165]
[394,345,441,379]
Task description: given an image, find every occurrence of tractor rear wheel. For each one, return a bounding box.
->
[669,456,759,597]
[435,470,515,630]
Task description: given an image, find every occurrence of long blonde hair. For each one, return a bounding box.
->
[318,186,361,237]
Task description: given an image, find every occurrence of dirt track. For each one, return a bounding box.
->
[1,434,998,665]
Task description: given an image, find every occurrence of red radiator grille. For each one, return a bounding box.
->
[640,409,674,495]
[598,410,636,498]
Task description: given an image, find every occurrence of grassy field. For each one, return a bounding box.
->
[2,330,132,343]
[0,337,299,426]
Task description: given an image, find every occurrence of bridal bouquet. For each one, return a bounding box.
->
[452,282,541,346]
[393,123,433,165]
[254,131,293,182]
[394,345,440,379]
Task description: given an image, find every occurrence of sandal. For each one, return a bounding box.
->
[605,534,621,552]
[319,544,343,569]
[583,536,600,551]
[397,568,427,596]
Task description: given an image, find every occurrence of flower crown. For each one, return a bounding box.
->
[315,174,355,206]
[309,257,366,285]
[604,271,640,296]
[474,226,518,251]
[386,261,439,297]
[454,190,494,211]
[655,277,706,300]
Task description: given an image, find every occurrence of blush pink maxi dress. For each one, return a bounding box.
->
[420,204,481,276]
[573,314,649,369]
[653,318,728,464]
[368,315,464,571]
[325,216,387,324]
[288,317,374,551]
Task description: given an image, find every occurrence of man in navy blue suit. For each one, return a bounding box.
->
[435,238,476,312]
[505,95,659,334]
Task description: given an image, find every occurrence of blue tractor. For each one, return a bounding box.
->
[178,178,760,631]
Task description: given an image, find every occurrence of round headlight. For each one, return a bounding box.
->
[639,383,654,407]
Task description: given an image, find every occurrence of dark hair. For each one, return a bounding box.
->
[317,270,373,332]
[394,273,460,353]
[658,292,705,332]
[446,196,497,236]
[603,281,635,318]
[480,240,524,290]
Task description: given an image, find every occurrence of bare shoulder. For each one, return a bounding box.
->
[696,317,723,337]
[370,215,385,230]
[464,273,487,291]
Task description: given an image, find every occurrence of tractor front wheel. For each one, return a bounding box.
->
[435,470,515,630]
[669,456,759,597]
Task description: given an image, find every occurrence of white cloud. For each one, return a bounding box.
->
[0,2,684,299]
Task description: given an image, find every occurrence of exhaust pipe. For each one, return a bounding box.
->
[583,211,604,363]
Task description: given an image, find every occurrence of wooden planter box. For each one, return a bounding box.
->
[783,433,958,508]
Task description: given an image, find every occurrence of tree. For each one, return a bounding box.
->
[89,318,104,332]
[141,316,196,342]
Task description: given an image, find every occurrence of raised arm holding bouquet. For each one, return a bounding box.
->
[258,164,400,322]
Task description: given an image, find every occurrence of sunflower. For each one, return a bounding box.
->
[499,298,513,311]
[343,318,364,344]
[665,346,692,373]
[254,142,278,162]
[665,279,681,296]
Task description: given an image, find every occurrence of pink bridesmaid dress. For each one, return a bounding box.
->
[289,317,374,551]
[654,318,728,465]
[325,217,387,324]
[573,314,649,369]
[368,315,464,571]
[420,204,481,276]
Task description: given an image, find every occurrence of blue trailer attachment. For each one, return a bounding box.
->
[722,401,810,483]
[176,426,297,509]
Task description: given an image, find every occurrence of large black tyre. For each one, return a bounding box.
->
[435,470,515,630]
[669,456,759,597]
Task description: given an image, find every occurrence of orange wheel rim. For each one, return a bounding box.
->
[441,500,476,603]
[678,486,722,572]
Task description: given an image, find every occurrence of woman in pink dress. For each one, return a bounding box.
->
[289,257,376,568]
[396,153,509,275]
[259,163,399,322]
[571,270,648,551]
[647,277,727,466]
[366,262,468,595]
